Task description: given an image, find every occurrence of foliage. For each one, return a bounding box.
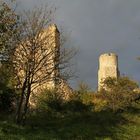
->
[76,81,91,95]
[76,82,92,103]
[93,95,108,112]
[0,1,20,56]
[64,96,90,112]
[0,63,17,111]
[0,103,140,140]
[36,89,90,115]
[58,82,94,113]
[98,77,139,112]
[0,84,15,111]
[36,89,64,113]
[0,0,19,112]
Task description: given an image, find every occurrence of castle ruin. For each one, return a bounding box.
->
[98,53,120,91]
[14,24,73,103]
[34,24,73,99]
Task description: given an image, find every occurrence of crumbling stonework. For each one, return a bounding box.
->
[33,24,60,92]
[98,53,120,91]
[58,79,73,100]
[34,24,73,98]
[14,24,73,105]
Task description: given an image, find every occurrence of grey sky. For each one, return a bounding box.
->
[17,0,140,90]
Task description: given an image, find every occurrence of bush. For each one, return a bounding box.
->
[0,83,16,111]
[36,89,64,113]
[92,94,108,112]
[0,64,17,112]
[63,93,90,112]
[36,88,92,116]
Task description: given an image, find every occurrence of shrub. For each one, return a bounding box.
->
[64,99,89,112]
[63,92,91,112]
[36,88,92,115]
[92,94,108,112]
[36,89,64,113]
[0,83,16,111]
[0,64,17,112]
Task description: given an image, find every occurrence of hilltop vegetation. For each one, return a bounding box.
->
[0,76,140,140]
[0,93,140,140]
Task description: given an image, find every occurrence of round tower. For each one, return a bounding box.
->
[98,53,120,91]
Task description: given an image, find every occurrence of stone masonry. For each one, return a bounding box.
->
[14,24,73,106]
[98,53,120,91]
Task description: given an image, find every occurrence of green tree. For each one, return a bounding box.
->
[0,1,19,112]
[99,77,139,112]
[0,1,19,56]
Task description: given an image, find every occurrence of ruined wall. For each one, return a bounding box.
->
[98,53,120,91]
[14,24,60,92]
[32,24,73,101]
[34,24,60,92]
[14,24,73,105]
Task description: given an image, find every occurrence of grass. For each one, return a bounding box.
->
[0,104,140,140]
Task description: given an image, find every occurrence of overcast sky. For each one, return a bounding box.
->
[16,0,140,90]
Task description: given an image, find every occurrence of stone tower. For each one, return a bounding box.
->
[98,53,120,91]
[14,24,60,92]
[41,24,60,89]
[14,24,73,105]
[33,24,73,100]
[35,24,60,90]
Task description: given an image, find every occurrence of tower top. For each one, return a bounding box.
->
[47,24,59,33]
[99,53,117,58]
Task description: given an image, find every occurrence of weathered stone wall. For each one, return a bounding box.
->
[14,24,73,107]
[33,24,60,91]
[34,24,73,104]
[57,79,73,100]
[98,53,120,91]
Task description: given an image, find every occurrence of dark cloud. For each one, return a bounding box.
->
[17,0,140,89]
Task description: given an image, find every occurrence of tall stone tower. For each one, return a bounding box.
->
[33,24,73,100]
[42,24,60,89]
[14,23,73,105]
[98,53,120,91]
[14,24,60,92]
[30,24,60,91]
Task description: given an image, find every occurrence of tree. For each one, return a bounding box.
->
[12,6,76,125]
[0,1,20,58]
[0,1,20,111]
[99,77,139,112]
